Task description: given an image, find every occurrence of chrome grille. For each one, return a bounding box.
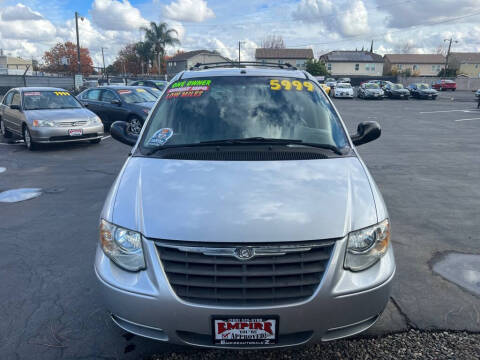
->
[156,241,334,306]
[58,120,87,127]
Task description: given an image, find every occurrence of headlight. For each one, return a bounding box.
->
[89,116,102,125]
[100,219,145,271]
[32,119,55,127]
[344,219,390,271]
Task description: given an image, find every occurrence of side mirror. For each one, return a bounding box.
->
[111,99,121,106]
[10,104,21,111]
[110,121,138,146]
[350,121,381,146]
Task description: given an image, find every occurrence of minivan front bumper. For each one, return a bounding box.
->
[94,236,395,348]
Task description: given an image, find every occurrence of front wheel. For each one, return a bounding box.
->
[23,126,37,151]
[0,118,12,138]
[452,88,456,91]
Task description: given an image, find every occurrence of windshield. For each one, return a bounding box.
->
[393,84,404,89]
[139,76,348,153]
[23,91,82,110]
[326,78,335,82]
[365,83,379,89]
[145,87,162,97]
[155,82,167,89]
[117,88,156,103]
[418,84,430,89]
[337,84,351,88]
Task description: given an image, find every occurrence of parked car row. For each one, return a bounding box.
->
[323,78,439,100]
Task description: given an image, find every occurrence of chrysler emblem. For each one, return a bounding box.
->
[234,247,255,260]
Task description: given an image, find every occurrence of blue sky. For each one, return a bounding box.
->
[0,0,479,67]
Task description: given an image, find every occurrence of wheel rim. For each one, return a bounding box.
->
[24,128,31,148]
[127,118,142,135]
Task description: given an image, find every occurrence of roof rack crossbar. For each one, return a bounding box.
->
[189,61,298,71]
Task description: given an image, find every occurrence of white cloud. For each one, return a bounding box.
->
[164,0,215,22]
[1,3,43,21]
[0,4,56,42]
[292,0,369,36]
[91,0,149,31]
[337,0,369,36]
[292,0,333,22]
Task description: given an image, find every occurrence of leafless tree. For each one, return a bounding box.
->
[261,35,286,49]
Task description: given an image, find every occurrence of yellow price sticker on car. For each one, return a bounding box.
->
[54,91,70,96]
[136,88,146,92]
[270,80,314,92]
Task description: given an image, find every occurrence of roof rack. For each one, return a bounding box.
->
[189,61,298,71]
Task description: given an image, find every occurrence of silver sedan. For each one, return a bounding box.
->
[0,87,104,150]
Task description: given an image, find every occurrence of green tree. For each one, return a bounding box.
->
[140,22,180,74]
[305,59,329,76]
[135,41,154,74]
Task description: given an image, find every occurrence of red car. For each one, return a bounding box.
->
[432,79,456,91]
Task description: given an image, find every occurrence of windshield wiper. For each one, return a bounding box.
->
[145,137,346,156]
[201,138,346,155]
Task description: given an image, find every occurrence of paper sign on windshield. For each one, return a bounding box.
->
[167,79,211,99]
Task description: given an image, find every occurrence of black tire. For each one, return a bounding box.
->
[452,88,456,91]
[89,138,101,144]
[126,116,143,135]
[0,118,12,138]
[23,125,37,151]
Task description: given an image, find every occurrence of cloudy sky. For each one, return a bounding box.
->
[0,0,479,68]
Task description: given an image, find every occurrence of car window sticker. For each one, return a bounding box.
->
[269,79,314,92]
[166,79,211,99]
[148,128,174,146]
[117,90,132,94]
[24,92,41,96]
[136,88,147,92]
[54,91,70,96]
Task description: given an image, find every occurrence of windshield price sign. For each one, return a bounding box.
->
[270,79,314,92]
[167,79,211,99]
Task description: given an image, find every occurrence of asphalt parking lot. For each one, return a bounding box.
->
[0,91,479,359]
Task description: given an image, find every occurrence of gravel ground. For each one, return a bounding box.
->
[151,330,480,360]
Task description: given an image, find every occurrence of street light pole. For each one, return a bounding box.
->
[75,11,81,74]
[101,47,106,76]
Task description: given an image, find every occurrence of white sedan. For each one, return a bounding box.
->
[332,83,354,98]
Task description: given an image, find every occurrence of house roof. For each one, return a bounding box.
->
[255,48,314,60]
[319,51,383,63]
[449,52,480,64]
[168,50,225,62]
[384,54,445,64]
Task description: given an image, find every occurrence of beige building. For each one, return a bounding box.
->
[383,54,445,76]
[0,53,33,75]
[319,51,384,76]
[167,50,230,77]
[448,52,480,78]
[255,48,314,70]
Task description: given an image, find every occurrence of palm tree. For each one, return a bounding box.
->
[135,41,153,74]
[141,22,180,74]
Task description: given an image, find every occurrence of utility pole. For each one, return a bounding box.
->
[238,41,241,64]
[443,37,458,78]
[101,47,106,77]
[75,12,82,74]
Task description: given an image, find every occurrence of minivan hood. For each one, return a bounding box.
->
[110,157,378,242]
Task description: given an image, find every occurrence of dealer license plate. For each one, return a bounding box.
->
[213,317,278,345]
[69,129,83,136]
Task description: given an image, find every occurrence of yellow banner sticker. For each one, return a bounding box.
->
[136,88,146,92]
[54,91,70,96]
[270,79,314,92]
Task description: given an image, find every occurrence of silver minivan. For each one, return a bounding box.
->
[95,65,395,348]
